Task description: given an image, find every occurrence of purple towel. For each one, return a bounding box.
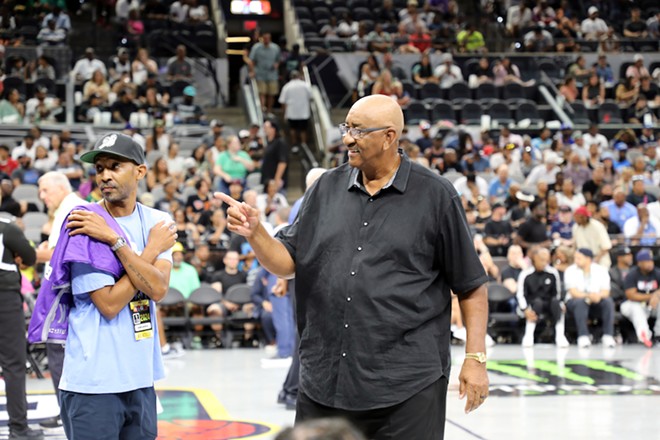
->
[28,203,128,344]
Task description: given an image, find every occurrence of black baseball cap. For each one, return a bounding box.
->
[80,133,146,165]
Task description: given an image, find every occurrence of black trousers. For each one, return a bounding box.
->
[529,297,562,325]
[0,290,28,433]
[46,342,65,406]
[296,376,448,440]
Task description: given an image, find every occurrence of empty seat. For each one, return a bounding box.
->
[486,101,515,126]
[537,59,561,82]
[568,101,592,125]
[501,82,524,101]
[419,82,442,101]
[515,100,544,125]
[447,81,471,103]
[400,80,418,100]
[295,6,313,19]
[312,6,331,20]
[476,82,497,100]
[459,100,483,125]
[353,7,373,21]
[404,100,429,124]
[598,101,624,124]
[299,18,317,34]
[430,100,456,124]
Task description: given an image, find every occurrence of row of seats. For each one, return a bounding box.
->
[568,100,660,125]
[397,81,538,103]
[404,98,544,126]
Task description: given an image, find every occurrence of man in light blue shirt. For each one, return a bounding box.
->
[248,32,281,113]
[601,188,637,231]
[59,133,175,440]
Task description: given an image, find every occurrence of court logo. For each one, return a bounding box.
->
[487,360,660,396]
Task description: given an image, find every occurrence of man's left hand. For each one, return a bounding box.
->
[458,359,489,414]
[66,210,116,244]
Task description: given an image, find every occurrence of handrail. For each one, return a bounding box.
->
[302,65,324,159]
[210,0,227,58]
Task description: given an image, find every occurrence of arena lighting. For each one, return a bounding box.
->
[226,36,252,43]
[497,16,503,23]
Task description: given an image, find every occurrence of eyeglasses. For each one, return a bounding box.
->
[339,123,390,139]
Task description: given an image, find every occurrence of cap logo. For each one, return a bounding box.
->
[99,134,117,149]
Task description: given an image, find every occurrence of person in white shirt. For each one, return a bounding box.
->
[506,3,533,36]
[433,53,464,89]
[564,248,616,348]
[278,71,312,146]
[25,86,62,124]
[36,171,87,429]
[623,203,660,246]
[525,152,563,186]
[555,178,586,212]
[71,47,107,83]
[581,6,608,40]
[582,123,609,152]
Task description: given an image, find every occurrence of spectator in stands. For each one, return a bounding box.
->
[167,44,193,82]
[199,119,224,149]
[139,86,169,119]
[52,151,83,191]
[532,0,556,27]
[42,6,71,32]
[24,85,61,124]
[201,209,231,251]
[627,174,656,206]
[506,2,533,37]
[556,178,586,212]
[339,12,361,38]
[470,57,493,86]
[573,205,613,268]
[623,203,660,246]
[319,16,340,39]
[409,22,432,53]
[525,152,562,186]
[581,72,605,109]
[145,120,172,155]
[626,54,650,80]
[648,11,660,40]
[351,22,370,51]
[356,54,380,98]
[173,207,199,250]
[581,6,608,40]
[125,7,144,43]
[371,69,411,107]
[169,0,190,24]
[279,71,312,146]
[11,134,37,162]
[609,246,633,307]
[186,178,213,224]
[564,248,616,348]
[260,119,289,190]
[492,57,532,87]
[173,86,205,124]
[582,124,608,152]
[137,72,169,103]
[550,205,574,244]
[11,154,41,187]
[639,76,659,107]
[214,135,254,194]
[132,48,159,85]
[247,33,280,114]
[483,202,513,257]
[567,56,591,85]
[155,178,184,214]
[108,47,132,84]
[563,152,591,191]
[593,54,614,85]
[500,245,527,297]
[146,156,171,192]
[559,76,579,103]
[0,145,18,176]
[523,26,554,52]
[553,17,580,53]
[168,241,200,299]
[456,22,485,53]
[0,88,24,124]
[37,18,66,45]
[516,199,551,250]
[488,164,512,204]
[601,187,637,231]
[621,248,660,346]
[623,7,648,39]
[433,53,463,88]
[366,23,393,53]
[110,88,137,123]
[517,246,569,347]
[629,96,657,125]
[25,56,56,82]
[82,69,110,104]
[598,26,620,53]
[71,47,107,83]
[375,0,397,25]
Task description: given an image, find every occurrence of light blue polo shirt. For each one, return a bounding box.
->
[59,204,172,394]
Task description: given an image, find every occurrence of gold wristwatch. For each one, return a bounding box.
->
[465,352,487,363]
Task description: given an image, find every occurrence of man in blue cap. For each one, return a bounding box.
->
[622,248,660,347]
[174,85,206,124]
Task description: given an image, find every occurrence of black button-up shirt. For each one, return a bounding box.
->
[277,154,488,410]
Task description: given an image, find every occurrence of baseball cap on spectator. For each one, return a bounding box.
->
[601,151,615,161]
[154,119,165,128]
[183,86,196,97]
[419,120,431,131]
[559,205,572,212]
[238,129,250,139]
[172,241,185,253]
[573,130,583,139]
[633,54,644,63]
[482,145,495,156]
[636,248,653,262]
[632,175,645,183]
[80,133,146,165]
[118,47,129,56]
[210,119,224,128]
[36,85,48,94]
[516,191,535,203]
[577,248,594,259]
[184,157,197,169]
[574,206,591,218]
[588,6,598,15]
[614,142,628,151]
[492,202,505,210]
[544,152,563,165]
[615,247,632,258]
[440,53,453,63]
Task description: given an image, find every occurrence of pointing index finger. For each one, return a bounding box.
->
[214,191,241,208]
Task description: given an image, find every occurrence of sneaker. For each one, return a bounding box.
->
[277,390,288,405]
[284,393,297,411]
[577,335,591,348]
[38,416,62,428]
[485,334,496,348]
[601,335,616,349]
[9,428,44,440]
[522,333,534,347]
[555,334,570,348]
[640,331,653,348]
[162,345,185,360]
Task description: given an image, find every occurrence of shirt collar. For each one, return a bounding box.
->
[347,151,411,194]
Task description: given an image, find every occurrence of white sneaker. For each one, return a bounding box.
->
[555,333,570,348]
[577,335,591,348]
[522,333,534,347]
[485,334,496,347]
[452,327,467,341]
[162,345,185,360]
[601,335,616,348]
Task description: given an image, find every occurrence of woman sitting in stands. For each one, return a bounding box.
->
[356,53,380,98]
[0,88,24,123]
[411,51,438,86]
[371,69,411,107]
[83,69,110,104]
[145,119,173,155]
[559,76,579,103]
[615,76,639,108]
[493,57,534,86]
[131,47,159,85]
[146,156,171,192]
[582,72,605,108]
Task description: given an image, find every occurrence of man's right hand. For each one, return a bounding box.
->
[147,220,178,254]
[524,308,537,322]
[215,192,260,237]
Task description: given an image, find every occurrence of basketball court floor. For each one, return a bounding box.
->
[2,343,660,439]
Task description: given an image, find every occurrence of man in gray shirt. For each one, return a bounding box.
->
[247,33,281,113]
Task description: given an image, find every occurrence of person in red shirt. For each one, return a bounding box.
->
[0,145,19,175]
[409,23,432,53]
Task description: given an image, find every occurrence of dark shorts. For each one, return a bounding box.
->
[287,119,309,130]
[60,387,157,440]
[296,376,448,440]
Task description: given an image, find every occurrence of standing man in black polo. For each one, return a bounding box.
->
[219,95,489,439]
[0,217,43,440]
[260,119,289,191]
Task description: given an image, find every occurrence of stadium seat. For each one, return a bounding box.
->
[567,101,592,125]
[502,82,524,101]
[487,283,521,343]
[160,287,191,348]
[486,101,515,126]
[515,100,544,126]
[404,100,430,124]
[459,100,483,125]
[400,80,418,100]
[476,82,497,100]
[312,6,331,21]
[2,76,26,97]
[430,100,456,124]
[295,6,312,20]
[353,7,373,21]
[598,101,624,124]
[447,81,471,103]
[298,18,317,34]
[419,82,442,102]
[222,283,259,347]
[537,59,562,83]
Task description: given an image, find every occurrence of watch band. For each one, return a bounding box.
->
[111,236,127,252]
[465,352,487,363]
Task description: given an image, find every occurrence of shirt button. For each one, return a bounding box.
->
[350,271,356,276]
[342,352,347,357]
[357,246,363,251]
[369,198,373,202]
[363,222,368,226]
[344,323,349,328]
[347,297,351,302]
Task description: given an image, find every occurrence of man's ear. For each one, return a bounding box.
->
[136,164,147,179]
